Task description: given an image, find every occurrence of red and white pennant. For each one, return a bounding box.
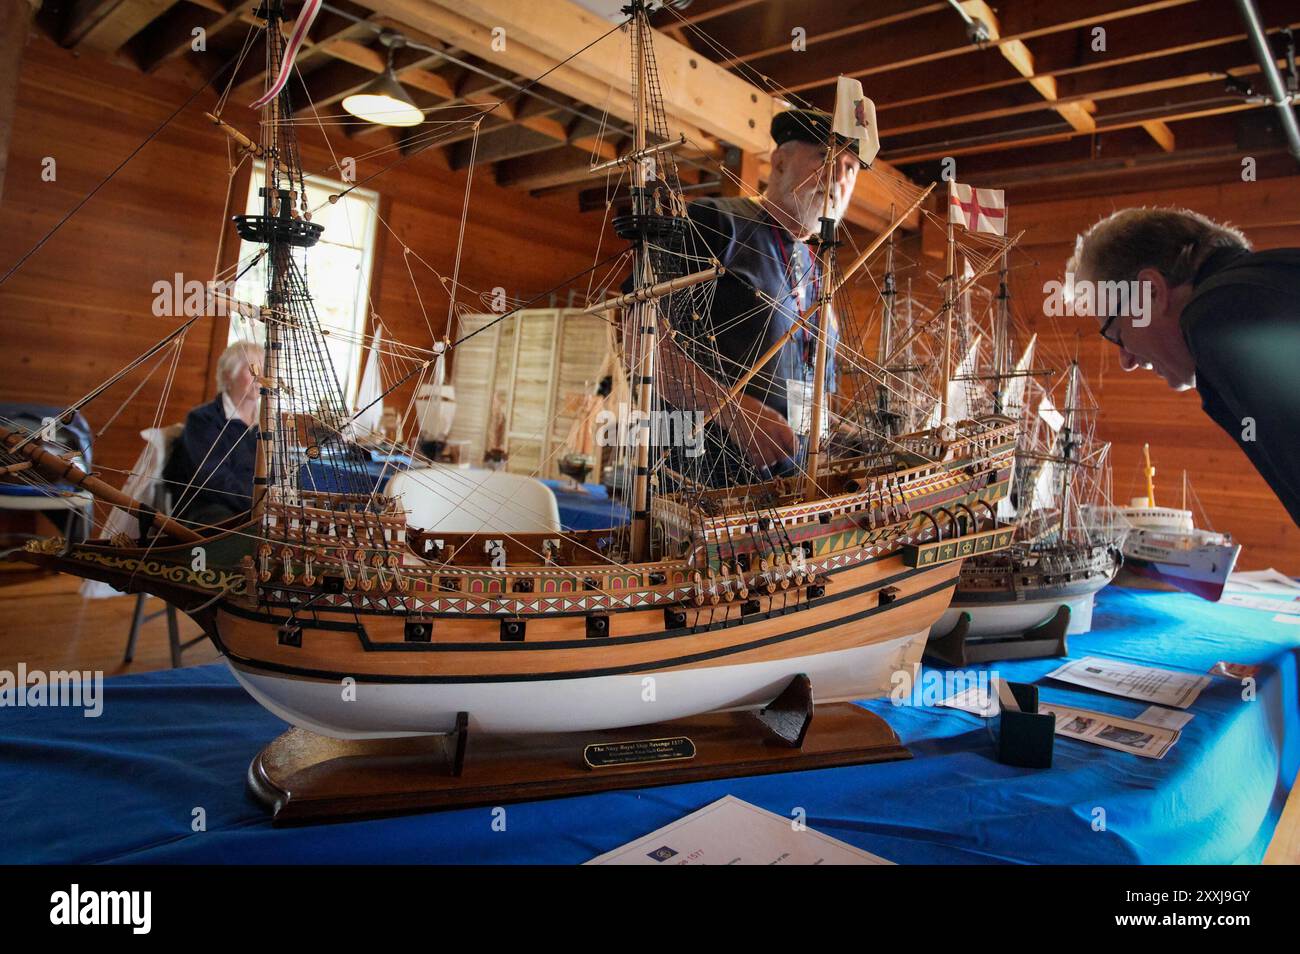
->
[250,0,324,110]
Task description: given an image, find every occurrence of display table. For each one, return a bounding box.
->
[1,585,1296,864]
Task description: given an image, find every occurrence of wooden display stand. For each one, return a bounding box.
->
[924,604,1071,667]
[247,676,910,825]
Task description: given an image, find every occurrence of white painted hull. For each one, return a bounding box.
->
[225,629,928,739]
[930,591,1098,640]
[1120,531,1241,601]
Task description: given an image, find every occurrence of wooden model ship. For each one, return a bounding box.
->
[923,207,1121,661]
[3,1,1019,739]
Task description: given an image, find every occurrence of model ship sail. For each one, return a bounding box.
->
[6,0,1022,738]
[927,195,1124,652]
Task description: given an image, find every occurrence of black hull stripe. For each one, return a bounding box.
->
[219,577,958,685]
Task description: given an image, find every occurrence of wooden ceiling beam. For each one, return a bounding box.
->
[347,0,923,225]
[495,144,624,192]
[356,0,768,152]
[660,0,765,28]
[888,92,1262,164]
[65,0,181,53]
[880,47,1268,140]
[451,124,566,169]
[965,142,1281,192]
[750,0,1198,95]
[860,0,1299,117]
[130,0,245,73]
[718,1,945,69]
[964,0,1097,134]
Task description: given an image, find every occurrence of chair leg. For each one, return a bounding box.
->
[125,593,147,664]
[167,604,182,669]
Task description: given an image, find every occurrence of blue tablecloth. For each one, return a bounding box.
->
[1,585,1296,864]
[542,480,629,531]
[300,451,413,496]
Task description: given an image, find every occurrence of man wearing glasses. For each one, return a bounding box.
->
[1069,207,1300,527]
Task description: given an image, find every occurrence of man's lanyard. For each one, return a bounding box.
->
[768,223,821,365]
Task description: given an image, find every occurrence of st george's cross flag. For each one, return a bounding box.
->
[832,76,880,166]
[948,181,1007,235]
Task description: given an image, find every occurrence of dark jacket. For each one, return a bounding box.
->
[163,396,258,520]
[1180,246,1300,527]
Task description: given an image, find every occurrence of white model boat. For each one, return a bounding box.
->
[1110,446,1240,601]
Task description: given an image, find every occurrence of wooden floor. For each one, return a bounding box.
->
[0,568,220,675]
[0,570,1295,863]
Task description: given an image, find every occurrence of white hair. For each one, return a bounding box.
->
[216,341,264,395]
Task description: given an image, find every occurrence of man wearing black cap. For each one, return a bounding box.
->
[651,107,862,485]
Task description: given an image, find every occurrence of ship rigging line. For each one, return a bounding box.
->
[339,245,632,435]
[0,52,243,289]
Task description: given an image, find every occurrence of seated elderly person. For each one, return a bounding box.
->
[164,341,263,528]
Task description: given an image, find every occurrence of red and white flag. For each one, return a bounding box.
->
[948,181,1006,235]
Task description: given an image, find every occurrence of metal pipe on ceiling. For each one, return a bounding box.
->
[1234,0,1300,163]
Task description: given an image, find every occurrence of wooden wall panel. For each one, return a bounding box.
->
[4,37,1297,577]
[1003,178,1300,573]
[0,36,608,522]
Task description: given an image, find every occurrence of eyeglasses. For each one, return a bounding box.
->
[1098,312,1124,348]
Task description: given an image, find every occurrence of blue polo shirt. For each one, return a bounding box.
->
[684,196,838,419]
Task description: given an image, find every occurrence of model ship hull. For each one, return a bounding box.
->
[221,555,959,737]
[1106,503,1240,602]
[1118,529,1240,602]
[20,418,1017,738]
[931,545,1121,639]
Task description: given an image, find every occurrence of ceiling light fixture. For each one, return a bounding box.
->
[342,32,424,128]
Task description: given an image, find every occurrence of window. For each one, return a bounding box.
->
[228,163,380,404]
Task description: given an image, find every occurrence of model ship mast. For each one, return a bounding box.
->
[992,231,1010,415]
[1143,442,1157,506]
[626,0,656,562]
[939,212,957,422]
[1055,359,1080,539]
[875,209,899,437]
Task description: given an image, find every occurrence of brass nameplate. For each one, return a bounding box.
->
[583,736,696,769]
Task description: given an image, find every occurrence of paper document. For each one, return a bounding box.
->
[1039,703,1180,759]
[1135,705,1194,731]
[938,684,999,718]
[1221,593,1300,616]
[1224,568,1300,595]
[1223,569,1300,614]
[586,796,893,865]
[1045,656,1209,709]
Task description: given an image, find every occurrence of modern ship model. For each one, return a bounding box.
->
[1105,444,1240,602]
[2,0,1019,739]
